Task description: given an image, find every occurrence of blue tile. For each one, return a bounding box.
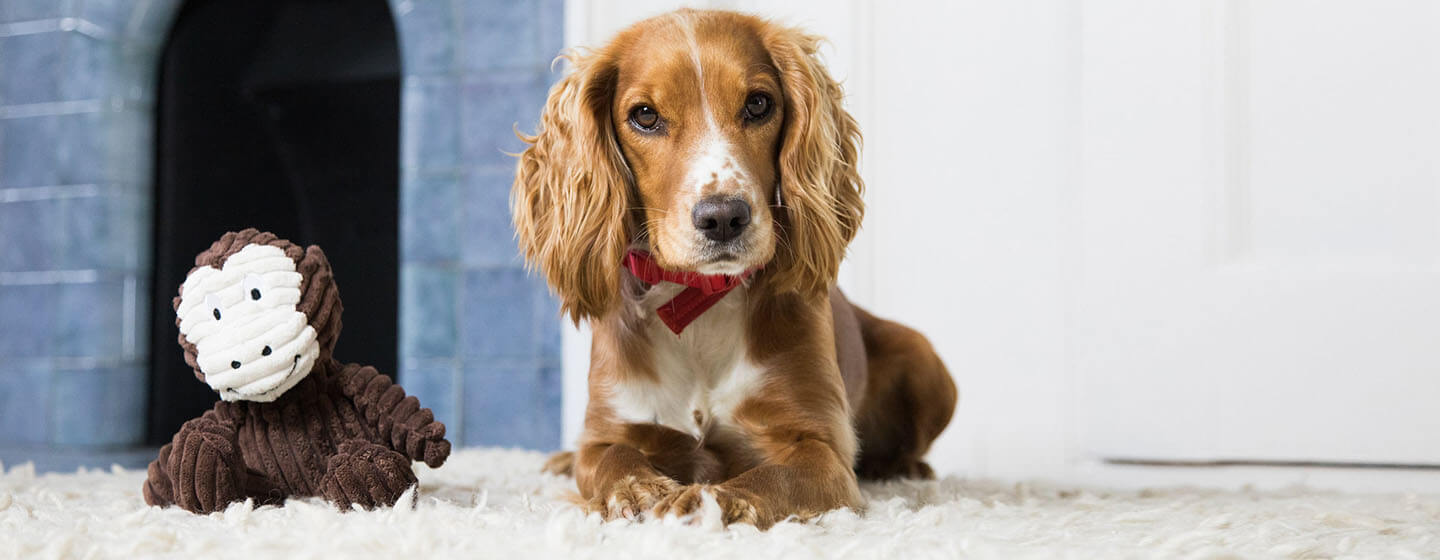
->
[460,267,539,361]
[59,32,119,103]
[128,0,182,45]
[57,194,115,270]
[129,273,150,358]
[53,280,124,359]
[111,45,159,105]
[401,264,459,359]
[538,0,565,69]
[460,362,560,449]
[402,174,461,262]
[50,365,145,446]
[459,72,546,168]
[459,0,540,72]
[57,111,107,185]
[101,110,152,185]
[56,192,145,271]
[460,168,522,268]
[0,364,51,445]
[0,0,74,23]
[394,0,455,76]
[0,198,62,271]
[0,116,51,187]
[398,362,459,434]
[0,284,57,358]
[0,112,105,188]
[401,77,460,172]
[78,0,128,36]
[0,32,66,106]
[534,284,562,363]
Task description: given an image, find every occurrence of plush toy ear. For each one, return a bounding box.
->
[174,291,204,382]
[295,244,343,356]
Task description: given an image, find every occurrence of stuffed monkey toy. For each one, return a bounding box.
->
[143,229,451,513]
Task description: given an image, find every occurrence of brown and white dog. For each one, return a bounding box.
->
[511,9,956,528]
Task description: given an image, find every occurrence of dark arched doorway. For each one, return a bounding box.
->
[147,0,400,444]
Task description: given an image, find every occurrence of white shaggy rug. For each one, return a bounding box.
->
[2,449,1438,559]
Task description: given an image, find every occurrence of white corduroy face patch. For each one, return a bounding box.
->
[177,244,320,402]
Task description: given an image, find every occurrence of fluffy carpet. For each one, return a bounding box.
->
[1,448,1437,559]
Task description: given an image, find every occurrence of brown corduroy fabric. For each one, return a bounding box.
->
[144,229,450,513]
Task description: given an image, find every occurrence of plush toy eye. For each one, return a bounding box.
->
[243,273,264,302]
[203,293,222,320]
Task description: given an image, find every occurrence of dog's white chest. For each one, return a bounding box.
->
[607,286,763,440]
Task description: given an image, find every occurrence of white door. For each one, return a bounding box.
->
[1077,0,1440,465]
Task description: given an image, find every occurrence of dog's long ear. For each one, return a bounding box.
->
[513,49,631,323]
[762,24,865,298]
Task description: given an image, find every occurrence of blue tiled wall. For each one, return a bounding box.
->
[392,0,564,450]
[0,0,179,469]
[0,0,567,470]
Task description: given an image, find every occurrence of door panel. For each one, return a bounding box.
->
[1078,0,1440,465]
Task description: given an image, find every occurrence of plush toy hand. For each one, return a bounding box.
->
[404,416,451,469]
[340,364,453,468]
[146,413,248,513]
[320,439,418,509]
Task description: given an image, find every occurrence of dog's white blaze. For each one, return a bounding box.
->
[672,11,711,127]
[608,284,764,441]
[177,244,321,402]
[672,11,749,197]
[686,136,748,195]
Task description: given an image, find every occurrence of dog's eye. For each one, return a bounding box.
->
[743,93,772,122]
[629,105,661,131]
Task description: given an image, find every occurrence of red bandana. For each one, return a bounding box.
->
[623,250,757,335]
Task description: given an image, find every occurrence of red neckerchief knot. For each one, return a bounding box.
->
[623,249,757,335]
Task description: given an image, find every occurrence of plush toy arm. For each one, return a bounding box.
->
[337,363,452,468]
[142,407,277,512]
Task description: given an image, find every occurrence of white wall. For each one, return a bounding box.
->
[559,0,1440,491]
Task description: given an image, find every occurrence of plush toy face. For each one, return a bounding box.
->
[176,244,320,402]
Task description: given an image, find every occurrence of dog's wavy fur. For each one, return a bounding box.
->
[512,9,955,528]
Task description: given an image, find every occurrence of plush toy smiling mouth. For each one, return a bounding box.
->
[222,354,303,398]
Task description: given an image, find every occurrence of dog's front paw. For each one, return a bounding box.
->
[588,475,679,520]
[652,484,760,527]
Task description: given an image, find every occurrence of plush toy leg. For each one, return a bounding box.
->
[143,414,274,513]
[320,439,417,510]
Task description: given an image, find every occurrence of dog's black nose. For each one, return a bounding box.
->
[692,197,750,242]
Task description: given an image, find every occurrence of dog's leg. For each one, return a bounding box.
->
[576,442,680,520]
[541,450,575,476]
[851,306,957,480]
